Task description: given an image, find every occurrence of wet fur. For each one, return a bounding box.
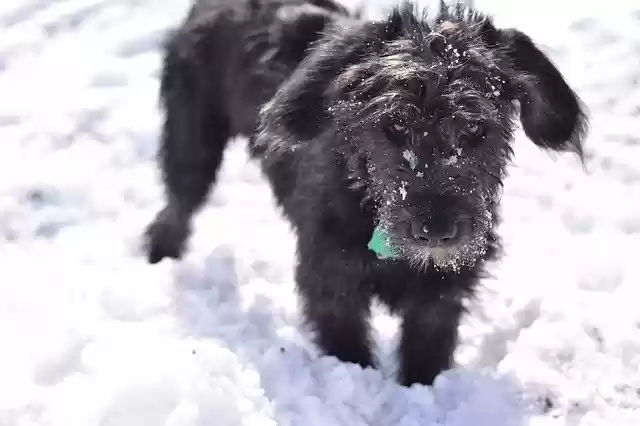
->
[144,0,588,386]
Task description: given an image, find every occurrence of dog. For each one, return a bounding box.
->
[144,0,588,387]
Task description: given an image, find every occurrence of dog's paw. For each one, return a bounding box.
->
[144,207,190,264]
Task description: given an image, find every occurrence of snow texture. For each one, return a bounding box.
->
[1,0,640,425]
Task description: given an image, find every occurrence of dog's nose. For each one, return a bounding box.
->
[411,219,459,246]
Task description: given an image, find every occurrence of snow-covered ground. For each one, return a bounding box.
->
[1,0,639,424]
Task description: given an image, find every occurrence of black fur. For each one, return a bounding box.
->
[144,0,588,387]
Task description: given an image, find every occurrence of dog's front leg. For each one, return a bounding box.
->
[398,287,465,387]
[295,242,374,369]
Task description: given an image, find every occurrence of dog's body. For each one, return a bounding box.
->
[146,0,352,234]
[145,0,587,386]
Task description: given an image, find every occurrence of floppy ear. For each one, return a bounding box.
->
[258,24,364,144]
[499,29,588,163]
[257,18,393,146]
[271,4,342,64]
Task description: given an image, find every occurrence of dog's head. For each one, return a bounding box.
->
[258,2,588,270]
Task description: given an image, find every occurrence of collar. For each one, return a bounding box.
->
[367,225,400,259]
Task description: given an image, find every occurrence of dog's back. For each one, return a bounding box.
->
[143,0,353,264]
[169,0,352,136]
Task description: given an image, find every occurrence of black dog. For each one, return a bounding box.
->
[144,0,588,387]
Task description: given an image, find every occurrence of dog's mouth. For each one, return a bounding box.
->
[376,207,492,271]
[392,229,490,272]
[411,236,489,271]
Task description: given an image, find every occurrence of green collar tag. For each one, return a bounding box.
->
[367,226,399,259]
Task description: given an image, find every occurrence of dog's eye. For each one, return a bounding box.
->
[464,122,485,138]
[467,123,480,134]
[390,124,409,134]
[387,124,411,138]
[384,122,412,144]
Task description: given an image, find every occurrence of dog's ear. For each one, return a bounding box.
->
[272,4,340,62]
[498,29,588,163]
[258,21,385,144]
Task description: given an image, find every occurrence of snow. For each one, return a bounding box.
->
[402,149,418,171]
[1,0,639,425]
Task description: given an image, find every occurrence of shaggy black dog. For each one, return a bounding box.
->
[144,0,588,387]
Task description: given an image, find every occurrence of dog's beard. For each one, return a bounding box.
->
[403,222,490,272]
[376,194,494,272]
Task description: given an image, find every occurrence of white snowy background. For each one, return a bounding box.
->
[1,0,639,424]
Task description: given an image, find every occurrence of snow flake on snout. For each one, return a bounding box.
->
[399,180,408,200]
[402,149,418,170]
[402,149,429,179]
[442,147,462,167]
[442,155,458,166]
